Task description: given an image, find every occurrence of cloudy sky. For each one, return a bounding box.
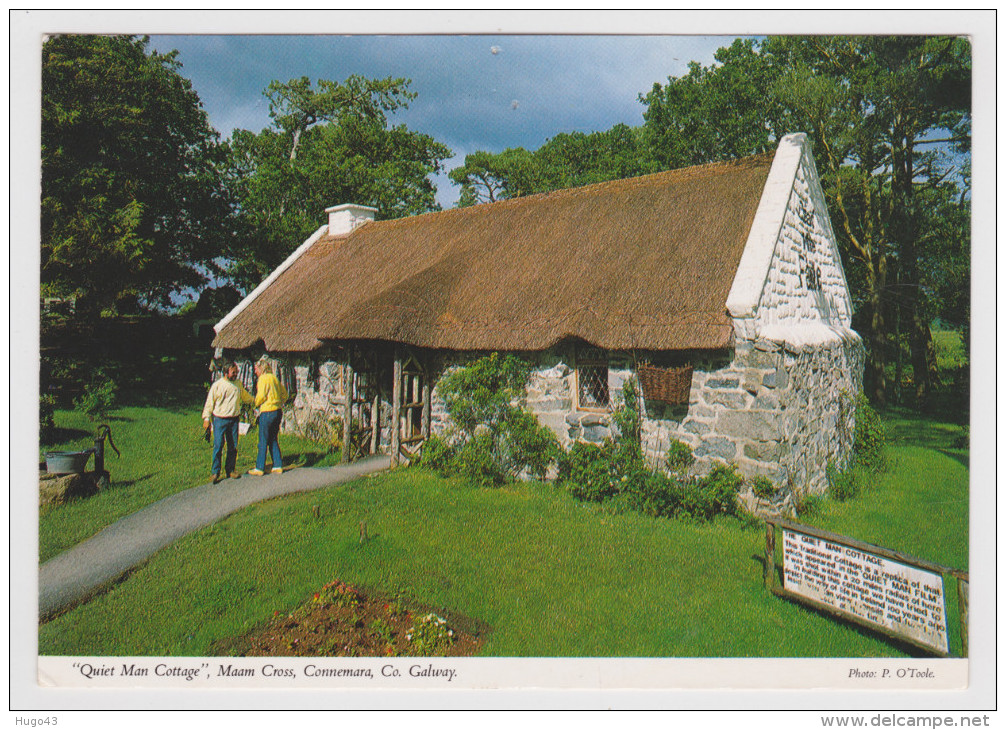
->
[147,34,738,207]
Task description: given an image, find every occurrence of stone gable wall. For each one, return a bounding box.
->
[756,154,853,330]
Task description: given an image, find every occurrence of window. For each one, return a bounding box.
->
[577,346,609,409]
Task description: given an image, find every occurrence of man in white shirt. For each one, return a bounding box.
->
[201,361,254,483]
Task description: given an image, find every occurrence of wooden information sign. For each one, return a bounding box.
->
[764,519,968,657]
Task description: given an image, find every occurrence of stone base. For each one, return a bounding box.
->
[39,471,102,506]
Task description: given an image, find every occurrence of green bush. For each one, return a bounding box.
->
[41,354,86,408]
[610,377,642,460]
[501,408,560,480]
[555,376,743,522]
[558,442,623,502]
[456,432,506,488]
[696,465,744,518]
[40,394,57,443]
[821,393,886,504]
[438,353,530,435]
[559,441,742,522]
[426,354,559,486]
[795,492,822,517]
[749,475,778,500]
[624,470,687,518]
[73,371,119,420]
[558,378,650,502]
[419,435,455,476]
[854,393,887,472]
[666,439,695,474]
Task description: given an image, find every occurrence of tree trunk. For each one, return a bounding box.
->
[893,294,903,406]
[891,133,934,407]
[865,294,888,406]
[910,315,935,407]
[858,254,888,406]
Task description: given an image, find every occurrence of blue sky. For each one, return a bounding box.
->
[148,34,737,207]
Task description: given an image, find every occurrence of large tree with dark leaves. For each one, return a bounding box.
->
[41,35,233,316]
[225,76,451,291]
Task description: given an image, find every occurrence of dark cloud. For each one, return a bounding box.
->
[150,34,734,205]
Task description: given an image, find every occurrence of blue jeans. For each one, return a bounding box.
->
[256,409,283,471]
[211,416,240,476]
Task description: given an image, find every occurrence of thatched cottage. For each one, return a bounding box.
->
[213,133,864,497]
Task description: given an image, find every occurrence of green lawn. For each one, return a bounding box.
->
[813,406,968,571]
[39,405,341,562]
[38,403,969,658]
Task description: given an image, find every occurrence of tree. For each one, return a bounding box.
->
[225,76,451,290]
[771,36,970,406]
[41,35,233,317]
[449,124,653,207]
[641,36,971,406]
[448,148,541,206]
[642,39,786,169]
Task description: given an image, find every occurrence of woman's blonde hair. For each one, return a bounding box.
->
[256,358,273,375]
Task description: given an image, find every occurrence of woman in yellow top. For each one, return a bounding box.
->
[248,359,289,476]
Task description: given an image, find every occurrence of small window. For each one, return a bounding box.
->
[577,346,609,409]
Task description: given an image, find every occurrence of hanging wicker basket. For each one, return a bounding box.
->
[637,363,693,404]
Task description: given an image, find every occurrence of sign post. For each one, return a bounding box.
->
[765,519,968,657]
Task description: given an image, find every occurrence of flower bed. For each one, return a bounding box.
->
[211,580,485,657]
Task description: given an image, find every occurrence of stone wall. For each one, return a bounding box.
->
[638,332,864,505]
[429,348,580,445]
[427,348,646,449]
[235,328,863,507]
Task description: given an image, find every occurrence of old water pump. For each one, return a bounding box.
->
[92,423,120,489]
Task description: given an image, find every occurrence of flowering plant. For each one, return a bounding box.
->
[312,580,360,608]
[406,613,455,656]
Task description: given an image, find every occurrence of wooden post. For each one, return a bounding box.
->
[764,521,776,590]
[391,353,402,465]
[957,578,969,657]
[341,359,354,463]
[405,373,415,438]
[421,382,431,440]
[370,394,380,455]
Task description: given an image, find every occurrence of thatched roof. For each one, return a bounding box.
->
[214,151,775,353]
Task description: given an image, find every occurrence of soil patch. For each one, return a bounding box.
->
[211,580,487,658]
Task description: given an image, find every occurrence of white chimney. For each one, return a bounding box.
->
[325,203,377,236]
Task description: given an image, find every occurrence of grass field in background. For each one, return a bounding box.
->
[38,403,969,658]
[930,329,968,372]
